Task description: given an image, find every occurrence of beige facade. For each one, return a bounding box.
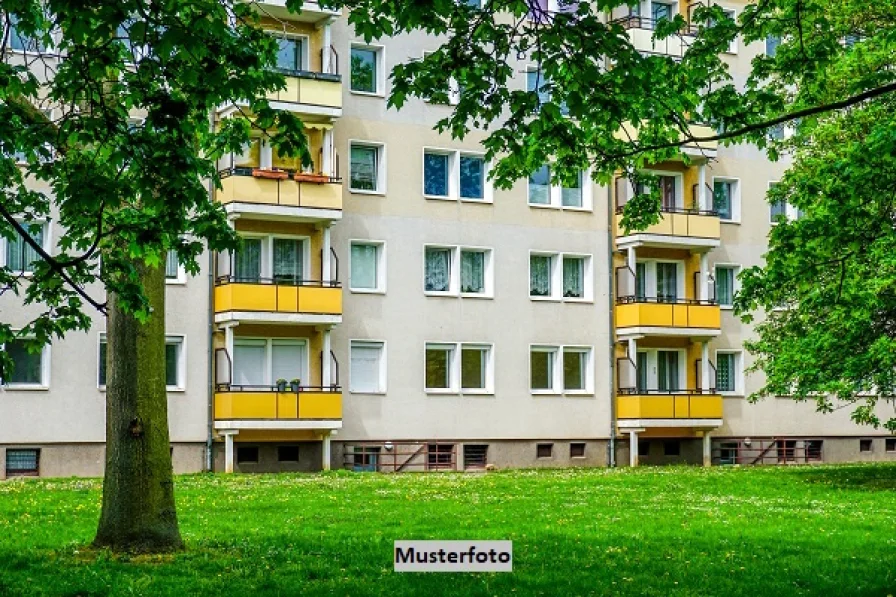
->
[1,2,894,478]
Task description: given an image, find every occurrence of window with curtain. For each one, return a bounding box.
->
[635,262,647,300]
[658,175,677,210]
[713,180,733,220]
[4,339,43,385]
[651,1,673,21]
[349,144,379,191]
[234,238,262,282]
[7,15,47,53]
[530,255,552,297]
[271,341,306,385]
[715,265,736,307]
[459,155,484,199]
[526,69,551,106]
[530,349,555,390]
[165,250,179,279]
[561,171,583,207]
[562,256,584,298]
[656,262,678,302]
[350,46,378,93]
[350,243,379,290]
[636,352,648,392]
[165,341,180,387]
[7,225,43,273]
[275,36,304,72]
[273,238,303,284]
[461,346,487,390]
[770,199,787,221]
[528,165,551,205]
[423,152,450,196]
[350,341,384,393]
[657,351,679,391]
[233,340,266,386]
[563,348,587,391]
[716,352,737,392]
[460,250,485,293]
[425,345,453,389]
[424,247,452,292]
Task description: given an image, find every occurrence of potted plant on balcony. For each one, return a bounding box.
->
[293,171,329,184]
[276,378,288,392]
[290,378,302,393]
[252,167,289,180]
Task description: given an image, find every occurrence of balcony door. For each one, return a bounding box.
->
[232,235,309,285]
[232,338,309,388]
[273,238,304,285]
[635,259,684,303]
[656,262,678,302]
[637,349,686,393]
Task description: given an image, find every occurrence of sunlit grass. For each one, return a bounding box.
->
[0,464,894,596]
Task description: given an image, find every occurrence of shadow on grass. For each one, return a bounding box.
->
[794,463,896,492]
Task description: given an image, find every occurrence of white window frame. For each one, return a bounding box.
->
[721,8,737,54]
[421,147,493,204]
[97,333,186,391]
[642,169,684,210]
[423,244,494,299]
[637,348,687,391]
[526,165,593,211]
[348,140,387,195]
[165,249,186,285]
[349,240,387,294]
[232,336,310,388]
[714,349,744,396]
[767,180,799,224]
[1,335,50,390]
[714,263,741,309]
[269,32,310,72]
[711,176,741,223]
[236,232,311,282]
[349,42,386,97]
[530,344,594,395]
[349,340,387,394]
[422,51,461,105]
[0,220,50,276]
[424,341,494,395]
[529,251,593,302]
[560,253,594,302]
[635,258,686,301]
[4,15,56,56]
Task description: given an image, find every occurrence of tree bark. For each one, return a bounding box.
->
[93,261,183,552]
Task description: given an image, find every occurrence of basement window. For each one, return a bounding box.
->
[536,443,553,459]
[463,444,488,469]
[278,445,299,463]
[859,439,873,453]
[570,443,586,458]
[806,440,823,461]
[886,438,895,453]
[237,446,259,464]
[638,440,650,458]
[5,448,39,477]
[663,440,681,457]
[427,444,455,470]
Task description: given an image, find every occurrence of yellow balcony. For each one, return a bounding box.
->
[616,393,723,420]
[615,300,720,335]
[244,0,340,24]
[616,121,718,156]
[265,71,342,115]
[215,389,342,421]
[214,280,342,324]
[615,208,720,247]
[216,170,342,219]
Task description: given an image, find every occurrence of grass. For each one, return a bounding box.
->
[1,464,895,597]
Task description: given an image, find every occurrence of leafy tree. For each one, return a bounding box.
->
[0,0,309,551]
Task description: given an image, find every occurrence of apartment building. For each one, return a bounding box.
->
[1,1,894,478]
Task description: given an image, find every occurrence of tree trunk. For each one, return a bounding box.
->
[93,261,183,552]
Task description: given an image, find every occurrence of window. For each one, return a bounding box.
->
[632,260,684,304]
[712,178,739,222]
[232,235,308,285]
[6,15,49,53]
[272,238,304,284]
[165,249,183,283]
[638,440,650,458]
[859,439,873,453]
[5,449,39,477]
[463,444,488,469]
[526,68,551,106]
[98,334,184,390]
[349,141,385,193]
[237,446,259,464]
[656,262,679,302]
[4,222,46,274]
[423,245,493,297]
[536,443,553,458]
[274,36,306,72]
[232,338,307,388]
[769,123,786,141]
[806,440,823,461]
[715,351,742,394]
[651,0,674,21]
[352,446,380,472]
[234,237,262,282]
[530,252,592,301]
[422,149,490,202]
[715,265,739,308]
[527,165,591,209]
[776,440,796,463]
[425,342,493,394]
[663,440,681,457]
[427,444,455,470]
[350,241,386,293]
[718,441,739,465]
[721,8,737,53]
[886,438,896,453]
[635,349,684,392]
[2,338,48,388]
[350,44,383,94]
[765,35,780,57]
[769,199,786,222]
[531,345,593,394]
[278,445,300,462]
[570,442,586,458]
[350,341,386,394]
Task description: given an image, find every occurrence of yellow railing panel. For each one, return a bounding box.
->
[616,394,723,420]
[215,391,342,421]
[298,286,342,314]
[215,284,342,316]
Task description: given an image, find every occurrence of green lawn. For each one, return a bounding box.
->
[1,465,895,596]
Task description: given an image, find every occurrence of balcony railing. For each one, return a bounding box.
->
[265,69,342,111]
[214,277,342,316]
[214,386,342,421]
[217,167,342,213]
[616,392,723,420]
[615,296,720,332]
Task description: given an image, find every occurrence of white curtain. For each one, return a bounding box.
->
[234,238,262,282]
[530,255,551,296]
[461,251,484,293]
[656,262,678,301]
[562,257,583,298]
[658,351,679,391]
[7,227,42,273]
[425,248,451,291]
[716,267,733,305]
[351,244,377,289]
[273,238,303,284]
[635,262,647,300]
